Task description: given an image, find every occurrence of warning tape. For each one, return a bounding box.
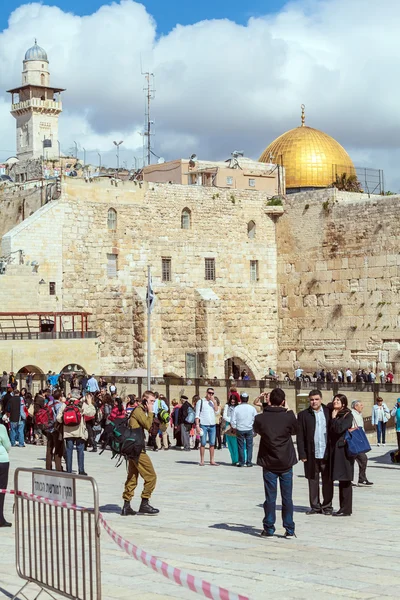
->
[0,489,250,600]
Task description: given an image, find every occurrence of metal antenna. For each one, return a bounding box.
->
[142,70,155,166]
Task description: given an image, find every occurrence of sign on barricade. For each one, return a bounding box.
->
[13,468,101,600]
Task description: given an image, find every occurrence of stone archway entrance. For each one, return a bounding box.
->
[225,357,255,380]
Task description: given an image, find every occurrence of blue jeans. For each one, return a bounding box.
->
[65,438,85,473]
[263,468,295,535]
[237,430,253,465]
[376,421,386,444]
[10,421,25,447]
[200,424,216,447]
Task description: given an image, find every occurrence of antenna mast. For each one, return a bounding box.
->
[142,71,155,166]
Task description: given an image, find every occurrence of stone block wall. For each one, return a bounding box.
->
[277,188,400,378]
[2,177,279,376]
[0,183,43,240]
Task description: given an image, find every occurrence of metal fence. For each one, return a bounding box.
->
[14,469,101,600]
[333,164,384,195]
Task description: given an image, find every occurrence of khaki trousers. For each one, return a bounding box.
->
[155,423,168,449]
[122,452,157,501]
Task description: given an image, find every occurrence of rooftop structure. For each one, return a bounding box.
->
[142,156,285,195]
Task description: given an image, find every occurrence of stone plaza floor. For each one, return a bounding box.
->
[0,441,399,600]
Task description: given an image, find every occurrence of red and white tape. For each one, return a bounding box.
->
[0,489,250,600]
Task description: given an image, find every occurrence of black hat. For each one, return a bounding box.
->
[181,395,188,400]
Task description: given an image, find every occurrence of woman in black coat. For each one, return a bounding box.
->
[329,394,354,517]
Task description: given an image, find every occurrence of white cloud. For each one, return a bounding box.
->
[0,0,399,188]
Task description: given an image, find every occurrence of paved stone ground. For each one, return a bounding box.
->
[0,441,399,600]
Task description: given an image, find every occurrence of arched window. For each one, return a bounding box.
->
[247,220,256,239]
[181,208,191,230]
[107,208,117,231]
[41,73,45,85]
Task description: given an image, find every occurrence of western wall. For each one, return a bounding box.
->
[1,177,280,376]
[277,187,400,377]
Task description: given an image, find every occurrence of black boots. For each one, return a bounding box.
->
[121,499,159,516]
[121,501,136,516]
[137,498,159,515]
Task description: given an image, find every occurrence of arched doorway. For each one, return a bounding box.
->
[17,365,44,393]
[60,364,86,375]
[225,358,255,380]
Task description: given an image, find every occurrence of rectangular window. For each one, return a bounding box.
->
[49,282,56,295]
[250,260,259,282]
[249,178,256,187]
[226,176,233,185]
[107,253,118,278]
[205,258,215,281]
[185,352,207,378]
[162,257,171,282]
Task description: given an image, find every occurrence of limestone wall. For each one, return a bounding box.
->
[0,183,43,240]
[277,188,400,379]
[2,177,280,376]
[0,337,98,375]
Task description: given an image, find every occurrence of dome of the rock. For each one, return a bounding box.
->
[259,106,355,192]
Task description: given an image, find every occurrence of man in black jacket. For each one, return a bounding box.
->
[297,390,333,515]
[253,388,297,538]
[7,390,26,447]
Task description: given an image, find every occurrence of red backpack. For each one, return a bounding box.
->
[35,406,54,430]
[63,401,82,427]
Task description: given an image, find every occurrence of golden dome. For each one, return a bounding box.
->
[259,106,355,191]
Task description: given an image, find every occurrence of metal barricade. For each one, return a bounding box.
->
[13,468,101,600]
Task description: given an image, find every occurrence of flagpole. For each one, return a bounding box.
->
[147,265,151,391]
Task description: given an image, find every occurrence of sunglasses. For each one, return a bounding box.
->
[207,391,215,395]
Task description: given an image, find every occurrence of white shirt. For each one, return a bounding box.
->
[370,372,376,381]
[352,409,364,429]
[295,368,303,378]
[195,398,217,426]
[313,408,327,459]
[231,404,257,431]
[345,369,352,379]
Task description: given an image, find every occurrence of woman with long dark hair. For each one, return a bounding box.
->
[330,393,354,517]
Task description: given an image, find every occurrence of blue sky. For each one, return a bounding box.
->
[0,0,287,34]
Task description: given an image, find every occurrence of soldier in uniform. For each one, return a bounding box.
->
[121,390,159,516]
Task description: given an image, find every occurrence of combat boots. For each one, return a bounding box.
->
[137,498,159,515]
[121,501,136,516]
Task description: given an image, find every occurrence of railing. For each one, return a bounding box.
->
[12,98,62,111]
[14,468,101,600]
[0,331,97,340]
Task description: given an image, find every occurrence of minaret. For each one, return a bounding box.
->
[7,40,65,161]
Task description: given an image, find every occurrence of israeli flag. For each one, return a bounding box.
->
[146,272,155,313]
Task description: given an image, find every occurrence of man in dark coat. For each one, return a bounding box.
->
[297,390,333,515]
[177,395,194,451]
[253,387,297,538]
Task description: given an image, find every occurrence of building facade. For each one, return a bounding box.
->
[143,156,284,196]
[1,177,281,377]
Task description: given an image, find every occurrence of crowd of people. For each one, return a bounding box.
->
[292,366,395,387]
[0,374,399,534]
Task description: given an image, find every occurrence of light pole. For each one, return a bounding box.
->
[74,141,78,159]
[113,140,123,172]
[98,152,102,169]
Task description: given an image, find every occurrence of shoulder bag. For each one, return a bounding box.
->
[345,427,371,457]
